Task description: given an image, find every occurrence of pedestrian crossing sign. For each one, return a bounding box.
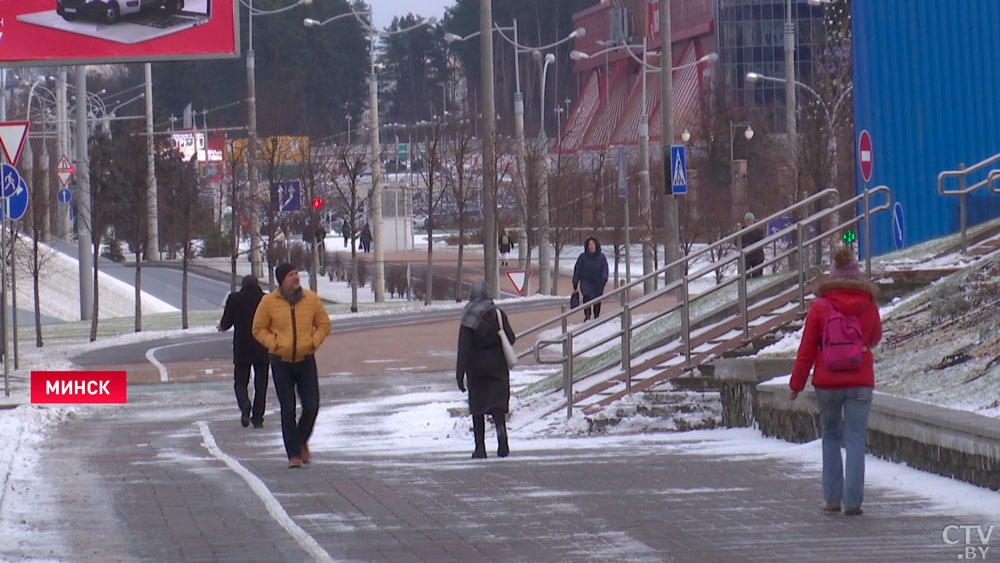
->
[670,145,687,195]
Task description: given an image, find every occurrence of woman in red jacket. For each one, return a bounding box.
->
[789,247,882,516]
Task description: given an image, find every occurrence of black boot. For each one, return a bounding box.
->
[472,415,487,459]
[495,413,509,458]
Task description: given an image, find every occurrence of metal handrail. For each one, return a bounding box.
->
[937,151,1000,253]
[518,186,893,418]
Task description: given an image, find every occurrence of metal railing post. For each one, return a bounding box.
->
[863,184,871,276]
[959,163,967,253]
[681,275,692,365]
[738,242,749,341]
[621,281,632,393]
[564,335,574,419]
[797,222,806,313]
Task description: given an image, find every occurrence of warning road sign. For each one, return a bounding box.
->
[56,154,74,186]
[0,122,29,166]
[506,270,532,295]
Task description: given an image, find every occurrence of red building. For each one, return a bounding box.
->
[556,0,716,154]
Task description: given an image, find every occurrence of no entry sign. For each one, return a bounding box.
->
[858,130,873,182]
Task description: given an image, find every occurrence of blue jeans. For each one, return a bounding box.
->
[270,355,319,460]
[815,387,873,509]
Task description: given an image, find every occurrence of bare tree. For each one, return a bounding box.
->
[442,113,479,301]
[222,138,250,294]
[414,118,447,305]
[329,140,370,313]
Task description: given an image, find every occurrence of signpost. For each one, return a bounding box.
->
[617,146,631,284]
[670,144,688,195]
[273,179,301,212]
[56,154,75,187]
[0,122,29,166]
[506,270,532,296]
[858,130,874,273]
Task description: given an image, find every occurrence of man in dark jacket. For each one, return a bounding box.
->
[742,212,766,278]
[572,236,610,321]
[219,275,270,428]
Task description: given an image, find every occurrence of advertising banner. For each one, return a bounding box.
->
[0,0,238,65]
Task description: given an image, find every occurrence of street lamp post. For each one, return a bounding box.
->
[532,50,555,296]
[729,120,755,225]
[306,8,436,302]
[246,0,312,280]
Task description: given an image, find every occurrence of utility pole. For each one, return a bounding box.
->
[75,66,94,320]
[638,37,654,294]
[659,0,680,284]
[480,0,498,297]
[145,63,159,261]
[367,3,386,302]
[247,0,263,279]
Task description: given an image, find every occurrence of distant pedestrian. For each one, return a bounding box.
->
[252,263,332,468]
[789,247,882,516]
[572,236,609,321]
[456,280,516,459]
[218,275,270,428]
[359,224,373,253]
[341,219,350,248]
[498,228,512,267]
[742,212,765,278]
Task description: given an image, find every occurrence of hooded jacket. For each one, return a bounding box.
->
[456,281,516,416]
[790,277,882,391]
[572,237,609,297]
[252,287,331,363]
[220,276,268,365]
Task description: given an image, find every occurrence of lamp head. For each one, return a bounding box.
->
[702,53,719,63]
[532,49,542,61]
[544,53,556,64]
[744,126,755,140]
[569,50,589,61]
[425,17,438,25]
[571,27,586,38]
[444,32,462,42]
[681,129,691,142]
[298,0,313,4]
[303,18,319,27]
[746,72,761,83]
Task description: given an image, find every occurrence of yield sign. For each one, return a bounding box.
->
[56,154,74,186]
[506,270,531,294]
[0,121,29,166]
[858,130,873,182]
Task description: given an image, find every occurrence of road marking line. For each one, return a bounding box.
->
[196,421,337,563]
[145,346,169,382]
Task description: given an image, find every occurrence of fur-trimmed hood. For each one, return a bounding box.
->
[814,276,879,317]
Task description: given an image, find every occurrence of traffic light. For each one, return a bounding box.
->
[311,198,324,209]
[842,230,857,244]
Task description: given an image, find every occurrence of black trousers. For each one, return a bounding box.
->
[270,355,320,460]
[234,361,269,425]
[583,294,602,319]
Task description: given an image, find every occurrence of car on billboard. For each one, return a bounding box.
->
[57,0,184,25]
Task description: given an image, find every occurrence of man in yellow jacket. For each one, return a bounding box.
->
[252,263,331,468]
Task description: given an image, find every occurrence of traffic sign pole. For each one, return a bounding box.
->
[858,130,874,274]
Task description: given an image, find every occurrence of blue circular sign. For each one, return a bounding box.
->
[0,163,29,221]
[57,188,72,204]
[892,202,905,250]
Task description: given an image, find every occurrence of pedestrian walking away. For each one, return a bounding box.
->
[359,224,373,253]
[572,236,609,321]
[456,280,516,459]
[341,218,350,248]
[218,275,270,428]
[789,247,882,516]
[252,263,332,468]
[742,212,765,278]
[498,228,513,267]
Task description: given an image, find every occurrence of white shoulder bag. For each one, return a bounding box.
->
[496,308,517,367]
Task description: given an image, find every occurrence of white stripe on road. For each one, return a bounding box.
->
[145,346,170,382]
[196,421,337,563]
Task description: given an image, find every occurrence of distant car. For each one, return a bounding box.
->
[57,0,184,25]
[412,214,428,229]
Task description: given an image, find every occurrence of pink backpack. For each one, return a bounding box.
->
[814,298,865,371]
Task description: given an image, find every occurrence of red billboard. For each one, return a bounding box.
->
[0,0,238,65]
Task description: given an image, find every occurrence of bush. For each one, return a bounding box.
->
[101,236,126,263]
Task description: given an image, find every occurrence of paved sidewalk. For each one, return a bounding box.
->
[3,371,995,562]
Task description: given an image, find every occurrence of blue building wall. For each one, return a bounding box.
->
[853,1,1000,256]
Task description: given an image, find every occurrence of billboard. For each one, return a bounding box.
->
[0,0,239,65]
[171,131,223,162]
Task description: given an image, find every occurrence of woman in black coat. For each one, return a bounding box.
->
[572,236,609,321]
[456,280,516,458]
[219,275,270,428]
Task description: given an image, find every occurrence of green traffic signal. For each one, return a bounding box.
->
[842,230,857,243]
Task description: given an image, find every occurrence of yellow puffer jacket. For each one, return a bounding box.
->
[252,288,331,363]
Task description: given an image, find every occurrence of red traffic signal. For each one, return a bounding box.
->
[311,198,324,209]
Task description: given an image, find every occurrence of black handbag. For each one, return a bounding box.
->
[570,291,580,309]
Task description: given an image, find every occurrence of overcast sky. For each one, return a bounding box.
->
[370,0,455,30]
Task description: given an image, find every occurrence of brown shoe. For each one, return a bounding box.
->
[287,457,302,468]
[301,444,311,464]
[844,507,863,516]
[821,501,841,512]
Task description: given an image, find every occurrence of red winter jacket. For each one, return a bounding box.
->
[790,278,882,392]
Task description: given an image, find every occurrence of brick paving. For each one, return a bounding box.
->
[5,370,997,562]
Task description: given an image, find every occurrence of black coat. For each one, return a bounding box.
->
[743,226,765,264]
[456,307,516,416]
[220,287,269,365]
[572,237,609,298]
